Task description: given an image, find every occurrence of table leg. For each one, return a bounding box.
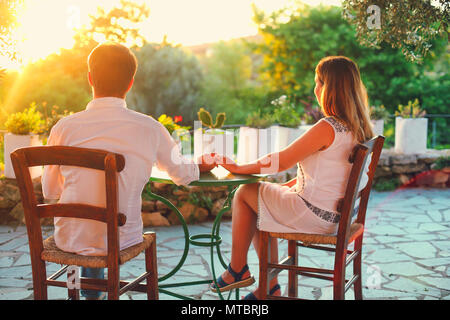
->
[147,192,190,282]
[149,185,243,300]
[148,191,228,300]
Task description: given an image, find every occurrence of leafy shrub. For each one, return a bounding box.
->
[0,134,4,168]
[370,105,390,121]
[127,43,203,123]
[245,111,275,129]
[4,103,44,135]
[157,114,190,135]
[433,156,450,170]
[373,177,401,192]
[40,103,73,136]
[271,95,303,128]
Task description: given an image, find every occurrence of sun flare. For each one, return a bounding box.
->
[12,0,83,64]
[2,0,341,68]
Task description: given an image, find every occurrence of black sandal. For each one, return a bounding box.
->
[210,264,255,293]
[242,283,281,300]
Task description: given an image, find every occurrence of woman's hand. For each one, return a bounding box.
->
[197,153,217,172]
[214,154,242,174]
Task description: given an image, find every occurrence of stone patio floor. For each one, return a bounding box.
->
[0,187,449,300]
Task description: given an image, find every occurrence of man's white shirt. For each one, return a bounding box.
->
[42,97,199,256]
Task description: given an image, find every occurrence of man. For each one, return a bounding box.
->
[42,42,212,299]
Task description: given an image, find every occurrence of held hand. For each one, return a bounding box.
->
[214,154,241,173]
[197,153,217,172]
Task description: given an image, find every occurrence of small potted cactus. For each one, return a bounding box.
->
[394,99,427,154]
[194,108,234,160]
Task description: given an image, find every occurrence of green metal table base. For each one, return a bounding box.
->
[148,186,240,300]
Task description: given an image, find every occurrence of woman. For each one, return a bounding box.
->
[210,56,374,299]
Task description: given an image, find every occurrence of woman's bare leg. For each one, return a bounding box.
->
[216,182,280,297]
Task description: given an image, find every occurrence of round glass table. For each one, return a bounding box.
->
[148,166,263,300]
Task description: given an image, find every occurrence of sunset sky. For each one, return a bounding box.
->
[1,0,341,69]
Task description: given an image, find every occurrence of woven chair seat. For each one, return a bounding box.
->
[41,232,155,268]
[269,223,364,246]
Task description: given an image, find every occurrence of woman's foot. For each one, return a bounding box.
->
[210,264,255,293]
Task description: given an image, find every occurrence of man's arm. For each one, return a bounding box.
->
[155,123,199,186]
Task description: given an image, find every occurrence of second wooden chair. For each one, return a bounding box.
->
[258,135,384,300]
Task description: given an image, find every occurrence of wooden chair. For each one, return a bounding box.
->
[258,135,385,300]
[10,146,159,300]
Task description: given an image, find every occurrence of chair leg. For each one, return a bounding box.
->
[258,231,269,300]
[68,288,80,300]
[107,265,120,300]
[288,240,298,298]
[145,234,159,300]
[333,246,347,300]
[32,259,48,300]
[353,237,363,300]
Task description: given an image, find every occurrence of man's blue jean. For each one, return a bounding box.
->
[81,267,104,299]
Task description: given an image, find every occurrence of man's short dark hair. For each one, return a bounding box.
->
[88,42,137,97]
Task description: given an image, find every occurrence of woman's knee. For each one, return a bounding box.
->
[234,182,259,211]
[235,182,256,199]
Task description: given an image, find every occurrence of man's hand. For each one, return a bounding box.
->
[197,153,217,172]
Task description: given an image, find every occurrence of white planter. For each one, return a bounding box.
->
[371,119,384,136]
[273,125,307,152]
[237,126,276,164]
[298,124,313,137]
[4,133,43,179]
[194,128,234,160]
[395,117,428,154]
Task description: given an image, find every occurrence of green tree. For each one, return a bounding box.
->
[126,42,203,122]
[198,40,279,124]
[252,4,447,111]
[253,4,449,147]
[203,41,253,99]
[74,0,150,49]
[342,0,449,62]
[0,0,23,65]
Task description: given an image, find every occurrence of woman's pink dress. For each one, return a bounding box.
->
[257,117,369,235]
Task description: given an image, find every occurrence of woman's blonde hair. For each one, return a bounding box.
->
[315,56,374,143]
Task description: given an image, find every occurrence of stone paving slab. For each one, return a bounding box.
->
[0,188,449,300]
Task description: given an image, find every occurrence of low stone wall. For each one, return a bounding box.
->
[0,148,448,227]
[140,183,230,227]
[0,177,46,226]
[374,148,449,188]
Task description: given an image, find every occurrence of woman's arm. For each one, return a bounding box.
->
[218,120,334,174]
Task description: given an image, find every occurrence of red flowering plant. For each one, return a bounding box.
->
[157,114,191,141]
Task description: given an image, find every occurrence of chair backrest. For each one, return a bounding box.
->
[335,135,385,247]
[10,146,126,269]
